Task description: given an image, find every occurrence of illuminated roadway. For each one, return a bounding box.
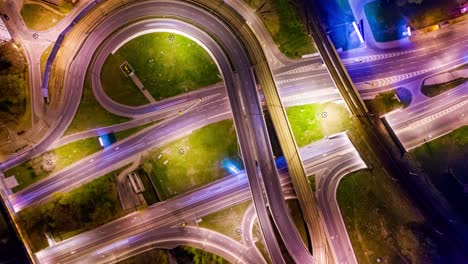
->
[0,0,467,263]
[385,82,467,150]
[0,0,465,166]
[4,2,311,263]
[306,0,468,254]
[0,0,465,162]
[34,135,364,263]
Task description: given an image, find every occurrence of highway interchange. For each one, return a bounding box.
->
[0,0,467,263]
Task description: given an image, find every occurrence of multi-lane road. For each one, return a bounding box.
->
[0,0,467,263]
[34,134,364,264]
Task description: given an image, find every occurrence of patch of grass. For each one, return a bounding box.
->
[6,124,152,192]
[244,0,316,58]
[6,137,101,193]
[20,3,64,31]
[199,201,251,242]
[408,126,468,219]
[405,0,461,29]
[141,120,241,200]
[17,168,125,252]
[114,122,155,141]
[117,249,170,264]
[182,246,228,264]
[365,90,407,116]
[365,0,460,41]
[422,78,467,97]
[40,44,52,75]
[410,126,467,181]
[286,102,351,147]
[364,1,408,42]
[101,32,221,106]
[48,138,101,173]
[286,200,309,249]
[64,73,130,135]
[0,43,30,137]
[337,169,438,263]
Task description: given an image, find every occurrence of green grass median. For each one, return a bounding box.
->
[101,32,221,106]
[64,75,130,135]
[141,120,241,200]
[6,123,156,193]
[408,126,467,219]
[20,1,72,31]
[409,126,467,180]
[199,201,251,242]
[40,44,52,75]
[422,78,467,97]
[364,90,407,116]
[117,246,227,264]
[337,169,439,263]
[286,102,351,147]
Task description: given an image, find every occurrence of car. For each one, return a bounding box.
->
[353,58,363,63]
[2,14,9,20]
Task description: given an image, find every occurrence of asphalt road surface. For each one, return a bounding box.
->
[35,135,363,264]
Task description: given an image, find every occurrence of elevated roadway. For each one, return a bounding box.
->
[4,1,307,261]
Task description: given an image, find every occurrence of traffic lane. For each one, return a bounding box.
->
[60,226,263,264]
[395,102,467,150]
[273,57,325,76]
[275,71,335,93]
[317,155,366,264]
[41,176,260,263]
[241,203,257,247]
[233,37,314,264]
[299,132,351,162]
[386,83,467,130]
[281,91,342,107]
[347,47,468,84]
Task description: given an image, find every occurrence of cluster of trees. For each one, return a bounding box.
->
[119,246,227,264]
[0,43,27,126]
[183,246,227,264]
[17,174,122,252]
